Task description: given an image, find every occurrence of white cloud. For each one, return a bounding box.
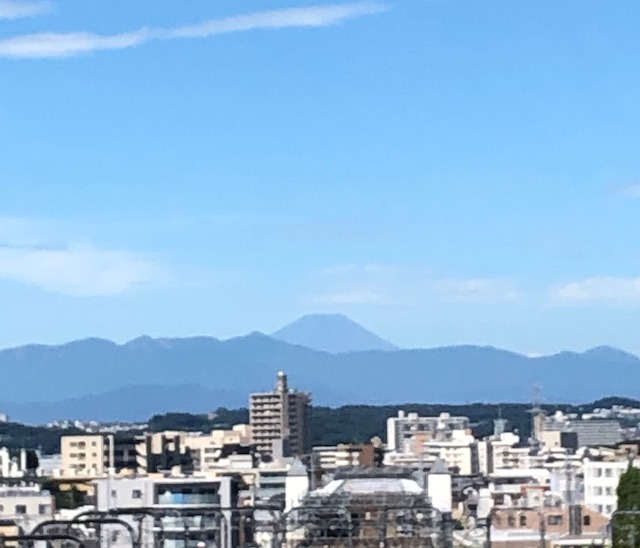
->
[0,0,50,20]
[0,245,165,297]
[553,276,640,304]
[0,2,388,59]
[0,217,166,297]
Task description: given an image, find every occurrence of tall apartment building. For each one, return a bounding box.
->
[250,372,311,459]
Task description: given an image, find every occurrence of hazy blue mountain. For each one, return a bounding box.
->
[1,334,639,423]
[271,314,398,353]
[0,384,243,424]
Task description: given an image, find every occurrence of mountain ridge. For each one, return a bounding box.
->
[0,333,638,418]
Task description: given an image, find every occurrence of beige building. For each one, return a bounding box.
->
[61,427,254,477]
[490,505,609,548]
[185,425,253,472]
[61,432,171,477]
[250,372,310,458]
[61,434,109,476]
[312,444,375,472]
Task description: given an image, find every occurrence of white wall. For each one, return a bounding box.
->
[285,475,309,511]
[427,473,452,513]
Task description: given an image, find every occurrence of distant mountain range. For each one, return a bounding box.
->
[1,314,639,423]
[271,313,398,353]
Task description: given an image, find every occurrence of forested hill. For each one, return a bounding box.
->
[2,398,636,455]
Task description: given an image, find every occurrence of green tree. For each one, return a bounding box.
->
[614,464,640,547]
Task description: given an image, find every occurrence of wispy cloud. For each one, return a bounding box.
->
[306,264,522,308]
[0,0,50,20]
[0,2,388,59]
[309,289,395,305]
[613,183,640,198]
[307,264,400,306]
[553,276,640,304]
[0,217,166,297]
[432,278,521,304]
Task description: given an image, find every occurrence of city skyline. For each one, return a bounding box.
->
[2,0,640,354]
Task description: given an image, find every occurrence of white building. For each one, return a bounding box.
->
[387,411,469,453]
[184,425,253,473]
[0,448,46,478]
[285,459,309,511]
[93,475,239,548]
[423,430,478,475]
[312,444,369,472]
[427,459,452,513]
[582,459,635,518]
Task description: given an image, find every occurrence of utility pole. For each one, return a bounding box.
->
[538,510,546,548]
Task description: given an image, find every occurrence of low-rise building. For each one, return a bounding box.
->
[93,475,240,548]
[312,444,375,473]
[542,412,623,448]
[0,483,54,532]
[61,434,137,476]
[185,425,253,473]
[423,430,479,475]
[387,411,470,453]
[290,466,443,548]
[0,448,42,478]
[489,505,609,548]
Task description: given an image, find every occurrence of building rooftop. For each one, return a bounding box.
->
[314,477,424,497]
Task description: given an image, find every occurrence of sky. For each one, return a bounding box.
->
[1,0,640,355]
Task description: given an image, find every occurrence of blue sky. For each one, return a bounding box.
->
[1,0,640,354]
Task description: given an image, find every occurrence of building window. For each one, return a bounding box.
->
[606,505,613,515]
[15,505,27,515]
[605,468,613,478]
[0,504,4,513]
[583,516,591,527]
[548,515,563,526]
[132,490,142,499]
[605,487,613,496]
[39,504,50,515]
[519,515,527,527]
[594,487,603,496]
[507,515,516,527]
[594,468,602,478]
[111,490,117,499]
